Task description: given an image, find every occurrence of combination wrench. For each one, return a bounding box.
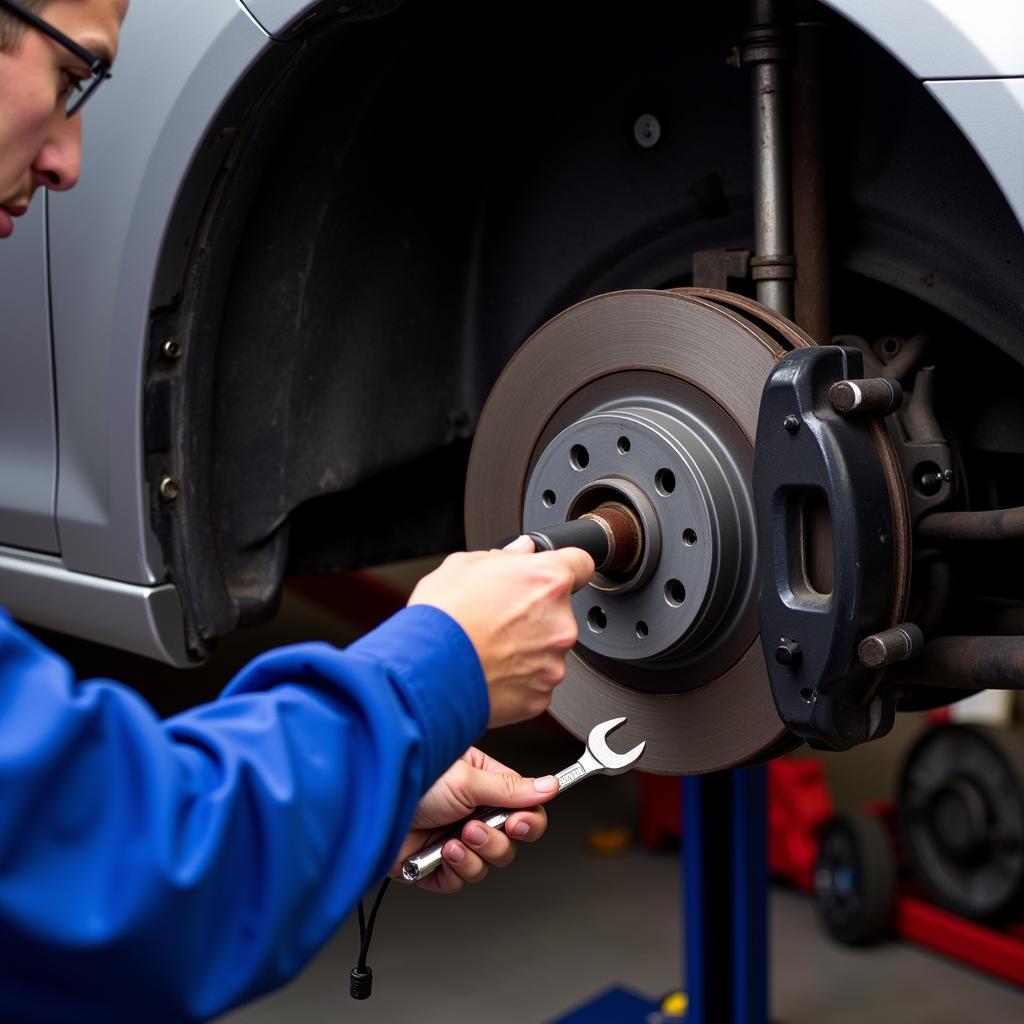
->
[401,716,647,882]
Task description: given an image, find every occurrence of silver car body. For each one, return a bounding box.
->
[0,0,1021,665]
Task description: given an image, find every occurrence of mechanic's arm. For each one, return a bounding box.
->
[0,543,591,1023]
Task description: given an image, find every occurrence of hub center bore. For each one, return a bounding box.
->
[578,501,645,577]
[566,478,661,595]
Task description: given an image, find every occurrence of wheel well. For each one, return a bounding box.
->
[148,0,1024,656]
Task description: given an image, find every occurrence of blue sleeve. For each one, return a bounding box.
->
[0,604,487,1023]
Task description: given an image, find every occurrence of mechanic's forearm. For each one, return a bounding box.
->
[0,606,486,1022]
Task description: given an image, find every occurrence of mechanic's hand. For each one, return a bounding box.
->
[390,747,558,893]
[408,537,594,726]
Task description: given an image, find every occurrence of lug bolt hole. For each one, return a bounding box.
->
[683,528,697,546]
[570,444,590,471]
[635,621,649,639]
[665,579,686,606]
[617,436,631,454]
[800,688,816,704]
[542,490,557,508]
[655,468,676,496]
[587,607,608,632]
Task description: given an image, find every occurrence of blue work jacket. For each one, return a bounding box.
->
[0,604,488,1022]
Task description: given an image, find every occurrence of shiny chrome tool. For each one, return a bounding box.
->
[401,716,646,882]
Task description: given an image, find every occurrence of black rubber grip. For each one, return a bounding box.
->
[350,967,373,1000]
[527,518,610,567]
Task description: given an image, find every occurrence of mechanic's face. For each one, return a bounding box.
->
[0,0,127,239]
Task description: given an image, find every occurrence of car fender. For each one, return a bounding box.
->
[47,0,273,585]
[824,0,1024,233]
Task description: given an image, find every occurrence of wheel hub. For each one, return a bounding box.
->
[522,391,756,670]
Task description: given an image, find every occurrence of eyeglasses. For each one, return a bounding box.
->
[0,0,111,116]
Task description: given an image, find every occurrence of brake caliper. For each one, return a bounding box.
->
[754,346,909,750]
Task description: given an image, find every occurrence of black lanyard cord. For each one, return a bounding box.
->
[350,877,392,999]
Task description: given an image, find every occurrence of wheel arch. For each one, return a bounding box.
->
[148,0,1024,657]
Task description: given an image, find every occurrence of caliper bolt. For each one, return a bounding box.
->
[857,622,924,669]
[775,638,801,666]
[783,414,800,434]
[829,377,903,416]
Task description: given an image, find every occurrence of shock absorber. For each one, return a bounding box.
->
[743,0,795,319]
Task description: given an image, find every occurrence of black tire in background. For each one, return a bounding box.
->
[899,725,1024,922]
[814,811,896,945]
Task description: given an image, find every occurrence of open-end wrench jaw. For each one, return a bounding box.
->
[586,716,647,774]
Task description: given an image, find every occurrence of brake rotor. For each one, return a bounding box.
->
[465,288,905,774]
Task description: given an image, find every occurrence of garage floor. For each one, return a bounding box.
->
[221,715,1024,1024]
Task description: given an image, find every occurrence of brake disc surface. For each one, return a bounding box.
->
[465,288,908,773]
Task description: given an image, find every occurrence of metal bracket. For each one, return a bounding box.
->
[692,248,751,290]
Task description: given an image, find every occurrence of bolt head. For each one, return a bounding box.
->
[159,475,180,502]
[633,114,661,149]
[783,414,800,433]
[162,338,182,360]
[775,638,801,666]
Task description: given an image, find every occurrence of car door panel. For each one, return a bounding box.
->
[0,198,59,554]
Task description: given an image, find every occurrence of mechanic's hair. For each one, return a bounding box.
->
[0,0,49,53]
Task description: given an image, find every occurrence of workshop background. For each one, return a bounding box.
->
[33,559,1024,1024]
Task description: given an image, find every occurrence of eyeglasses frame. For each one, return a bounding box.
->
[0,0,111,116]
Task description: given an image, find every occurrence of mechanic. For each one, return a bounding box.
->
[0,1,595,1019]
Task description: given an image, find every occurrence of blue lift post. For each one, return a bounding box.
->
[550,766,771,1024]
[684,767,769,1024]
